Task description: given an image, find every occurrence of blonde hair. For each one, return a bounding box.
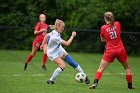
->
[49,19,64,30]
[104,12,114,26]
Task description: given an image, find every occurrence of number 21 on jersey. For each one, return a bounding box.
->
[109,31,117,39]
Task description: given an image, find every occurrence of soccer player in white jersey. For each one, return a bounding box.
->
[40,19,90,84]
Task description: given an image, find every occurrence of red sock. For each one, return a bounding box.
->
[42,54,47,65]
[126,74,132,83]
[25,54,33,64]
[94,72,102,80]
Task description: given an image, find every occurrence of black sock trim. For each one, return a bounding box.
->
[59,67,64,71]
[93,79,99,84]
[128,83,132,88]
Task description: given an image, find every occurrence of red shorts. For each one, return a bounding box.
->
[102,49,128,63]
[32,36,44,48]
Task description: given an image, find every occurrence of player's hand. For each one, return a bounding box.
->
[40,45,43,50]
[72,31,76,37]
[40,28,47,32]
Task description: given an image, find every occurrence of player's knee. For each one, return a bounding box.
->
[60,63,66,69]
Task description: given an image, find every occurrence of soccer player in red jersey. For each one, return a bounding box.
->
[24,14,48,70]
[89,12,134,89]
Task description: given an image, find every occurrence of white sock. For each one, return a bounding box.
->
[75,65,84,73]
[50,67,63,81]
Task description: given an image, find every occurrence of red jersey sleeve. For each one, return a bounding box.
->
[115,21,121,32]
[100,26,105,37]
[34,22,41,31]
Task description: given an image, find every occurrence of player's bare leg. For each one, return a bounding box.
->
[24,46,38,70]
[89,59,110,89]
[47,57,65,84]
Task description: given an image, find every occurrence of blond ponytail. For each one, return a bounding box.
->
[49,19,64,30]
[104,12,114,26]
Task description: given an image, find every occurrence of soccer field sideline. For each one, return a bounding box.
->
[0,72,135,77]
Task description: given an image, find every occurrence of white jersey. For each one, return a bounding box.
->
[47,30,66,61]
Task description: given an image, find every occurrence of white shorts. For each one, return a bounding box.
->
[47,47,66,61]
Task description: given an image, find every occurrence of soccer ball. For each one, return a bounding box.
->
[75,73,86,83]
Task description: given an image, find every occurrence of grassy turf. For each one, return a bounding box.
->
[0,50,139,93]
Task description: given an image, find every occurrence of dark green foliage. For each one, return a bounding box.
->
[0,0,140,54]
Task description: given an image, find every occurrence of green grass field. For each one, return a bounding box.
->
[0,50,139,93]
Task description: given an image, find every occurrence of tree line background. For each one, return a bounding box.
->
[0,0,140,55]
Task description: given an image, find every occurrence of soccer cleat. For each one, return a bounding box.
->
[128,87,135,89]
[24,63,28,70]
[85,76,90,84]
[128,83,135,89]
[89,83,98,89]
[42,65,47,70]
[47,80,54,84]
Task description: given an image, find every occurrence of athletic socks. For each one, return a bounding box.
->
[64,55,84,73]
[25,54,33,64]
[25,54,48,70]
[126,75,132,83]
[93,72,102,87]
[49,67,64,81]
[42,54,47,65]
[94,72,102,80]
[75,65,84,73]
[64,55,78,68]
[89,72,102,89]
[26,54,47,65]
[126,74,134,89]
[24,63,28,70]
[90,73,134,89]
[64,54,90,84]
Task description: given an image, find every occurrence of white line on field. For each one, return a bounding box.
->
[0,73,134,77]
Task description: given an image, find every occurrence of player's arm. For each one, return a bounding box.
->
[100,36,106,42]
[34,28,47,35]
[61,31,76,46]
[40,34,48,50]
[100,26,106,42]
[34,23,47,35]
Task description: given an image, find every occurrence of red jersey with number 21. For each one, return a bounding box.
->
[100,21,125,52]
